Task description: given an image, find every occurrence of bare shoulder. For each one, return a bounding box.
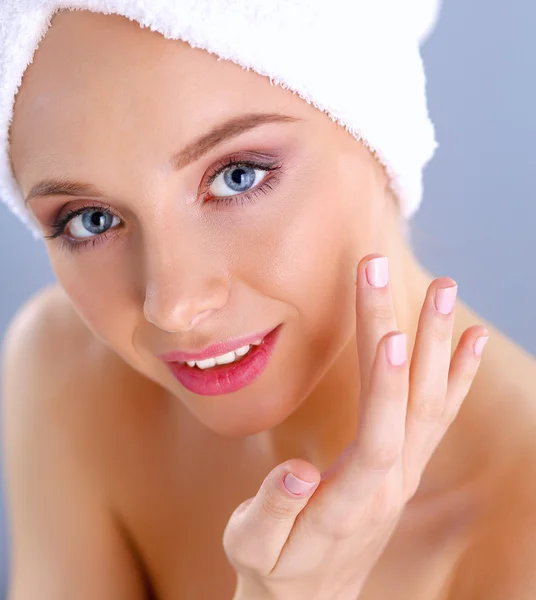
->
[2,282,115,482]
[1,282,157,478]
[484,330,536,450]
[3,282,103,373]
[2,290,153,598]
[3,283,89,420]
[446,440,536,599]
[446,335,536,599]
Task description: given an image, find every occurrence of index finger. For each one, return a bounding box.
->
[355,254,399,397]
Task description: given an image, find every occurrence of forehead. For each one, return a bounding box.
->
[14,9,296,109]
[10,10,317,183]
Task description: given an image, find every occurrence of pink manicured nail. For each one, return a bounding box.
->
[474,336,489,356]
[284,473,318,496]
[365,257,389,288]
[435,285,458,315]
[385,333,407,366]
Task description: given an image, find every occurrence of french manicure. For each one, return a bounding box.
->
[386,333,407,366]
[435,285,458,315]
[365,257,389,288]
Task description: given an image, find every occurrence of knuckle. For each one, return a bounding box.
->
[412,394,445,422]
[429,323,453,344]
[358,442,401,472]
[380,373,409,398]
[372,304,395,326]
[328,516,360,540]
[261,488,299,521]
[310,502,363,540]
[359,303,393,328]
[367,489,403,526]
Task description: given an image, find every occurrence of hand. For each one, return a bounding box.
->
[223,254,489,600]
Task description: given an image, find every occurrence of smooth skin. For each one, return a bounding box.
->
[226,259,488,600]
[2,9,536,600]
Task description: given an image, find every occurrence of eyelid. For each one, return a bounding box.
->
[45,201,118,240]
[199,152,283,194]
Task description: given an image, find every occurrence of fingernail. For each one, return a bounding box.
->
[283,473,318,496]
[435,285,458,315]
[385,333,407,366]
[365,257,389,288]
[474,336,489,356]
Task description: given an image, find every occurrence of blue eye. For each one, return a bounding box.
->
[209,165,267,197]
[44,158,283,251]
[66,209,120,239]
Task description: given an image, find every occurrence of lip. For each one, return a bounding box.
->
[165,324,282,396]
[158,325,279,363]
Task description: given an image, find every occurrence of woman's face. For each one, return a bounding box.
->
[10,10,398,436]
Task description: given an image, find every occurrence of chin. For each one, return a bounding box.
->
[178,382,307,439]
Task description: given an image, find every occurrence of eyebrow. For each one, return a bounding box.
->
[24,112,300,205]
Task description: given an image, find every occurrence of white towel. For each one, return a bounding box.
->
[0,0,441,240]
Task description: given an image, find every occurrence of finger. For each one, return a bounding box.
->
[402,279,457,466]
[222,460,320,576]
[402,279,458,490]
[355,254,399,398]
[446,326,489,411]
[355,332,409,476]
[309,331,409,538]
[412,325,489,477]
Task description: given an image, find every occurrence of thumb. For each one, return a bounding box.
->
[223,460,321,575]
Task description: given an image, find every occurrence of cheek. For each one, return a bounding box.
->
[230,173,361,361]
[48,251,137,347]
[237,166,365,313]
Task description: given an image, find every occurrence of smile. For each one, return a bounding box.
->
[182,337,264,369]
[165,324,282,396]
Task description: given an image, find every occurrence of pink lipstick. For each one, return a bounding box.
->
[163,324,282,396]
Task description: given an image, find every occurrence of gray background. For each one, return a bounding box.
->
[0,0,535,596]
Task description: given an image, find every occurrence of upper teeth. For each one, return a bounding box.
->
[185,338,263,369]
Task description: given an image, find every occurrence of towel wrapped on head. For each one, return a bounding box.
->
[0,0,442,239]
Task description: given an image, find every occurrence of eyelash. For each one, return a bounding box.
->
[44,156,283,253]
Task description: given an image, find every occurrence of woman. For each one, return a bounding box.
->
[1,2,536,599]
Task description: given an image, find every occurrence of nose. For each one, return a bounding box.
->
[143,245,230,334]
